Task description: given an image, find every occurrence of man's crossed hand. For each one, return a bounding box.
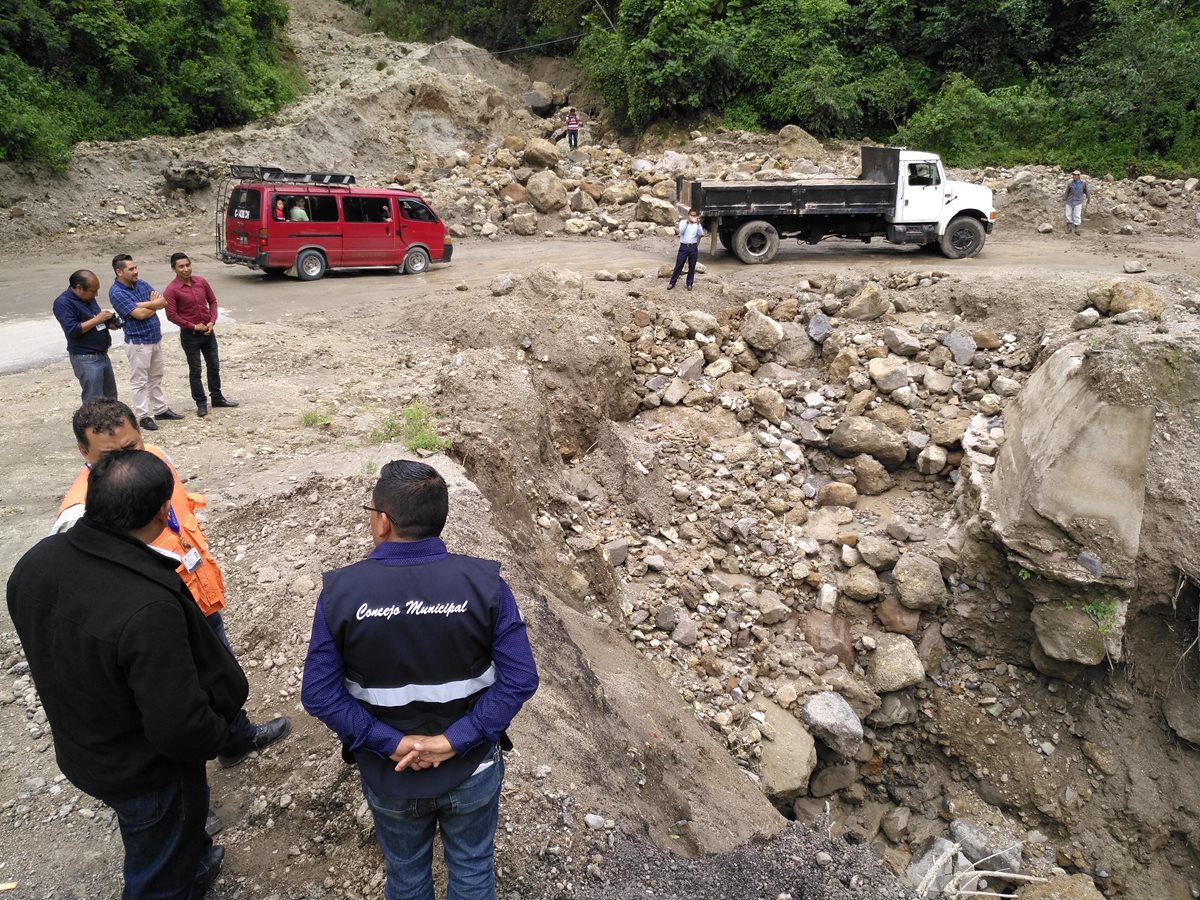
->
[390,734,456,772]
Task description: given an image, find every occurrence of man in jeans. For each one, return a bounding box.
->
[52,269,121,402]
[164,253,239,417]
[109,254,183,431]
[8,449,249,898]
[302,460,539,900]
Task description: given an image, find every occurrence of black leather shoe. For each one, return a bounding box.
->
[138,416,158,431]
[193,844,224,898]
[218,716,292,768]
[211,398,239,408]
[205,808,223,836]
[197,403,208,418]
[666,283,676,290]
[155,408,184,420]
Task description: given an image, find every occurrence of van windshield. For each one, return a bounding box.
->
[227,188,261,221]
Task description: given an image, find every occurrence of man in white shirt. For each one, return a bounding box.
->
[668,208,705,291]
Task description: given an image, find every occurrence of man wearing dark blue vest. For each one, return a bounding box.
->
[302,460,538,900]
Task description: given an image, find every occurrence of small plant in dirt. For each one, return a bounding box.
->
[1084,596,1119,634]
[399,402,451,452]
[361,459,379,475]
[368,413,404,445]
[375,58,388,70]
[300,407,334,428]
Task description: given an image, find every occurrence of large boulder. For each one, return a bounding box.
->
[510,212,538,235]
[522,81,554,115]
[1030,604,1106,667]
[1086,278,1165,319]
[601,181,641,206]
[842,283,891,321]
[756,701,818,801]
[829,417,907,470]
[1016,874,1106,899]
[801,692,863,758]
[742,307,785,351]
[777,124,824,159]
[985,342,1153,590]
[866,634,926,692]
[499,183,529,205]
[892,553,948,611]
[526,170,568,213]
[162,160,212,191]
[635,194,677,225]
[523,138,560,169]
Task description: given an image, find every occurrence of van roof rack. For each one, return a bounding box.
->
[228,165,356,185]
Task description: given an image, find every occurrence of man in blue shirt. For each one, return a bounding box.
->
[302,460,538,900]
[52,269,120,402]
[667,208,705,291]
[109,254,183,431]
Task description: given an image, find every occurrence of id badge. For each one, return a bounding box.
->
[182,547,202,572]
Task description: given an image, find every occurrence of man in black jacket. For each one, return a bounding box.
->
[7,449,249,899]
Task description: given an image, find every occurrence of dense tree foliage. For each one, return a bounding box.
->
[0,0,302,169]
[579,0,1198,175]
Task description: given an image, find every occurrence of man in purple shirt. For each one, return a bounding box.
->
[109,254,183,432]
[163,253,238,418]
[302,460,538,900]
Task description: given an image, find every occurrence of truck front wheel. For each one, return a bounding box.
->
[939,217,986,259]
[733,220,780,264]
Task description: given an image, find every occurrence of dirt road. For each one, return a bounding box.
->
[3,228,1193,376]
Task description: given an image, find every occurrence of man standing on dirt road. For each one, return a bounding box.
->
[1064,170,1090,235]
[667,208,705,291]
[164,252,239,418]
[109,253,183,431]
[302,459,539,900]
[52,269,121,403]
[9,449,248,898]
[52,399,292,814]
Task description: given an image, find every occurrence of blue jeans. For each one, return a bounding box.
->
[107,769,214,899]
[669,243,699,288]
[363,750,504,900]
[70,351,118,403]
[206,612,256,747]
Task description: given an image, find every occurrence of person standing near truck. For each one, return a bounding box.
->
[1064,170,1090,235]
[667,208,705,291]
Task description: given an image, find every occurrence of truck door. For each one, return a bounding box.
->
[897,161,944,223]
[340,196,397,266]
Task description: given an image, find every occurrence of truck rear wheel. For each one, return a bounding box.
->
[939,216,986,259]
[733,220,779,264]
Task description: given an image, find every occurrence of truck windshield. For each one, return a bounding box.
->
[227,188,261,221]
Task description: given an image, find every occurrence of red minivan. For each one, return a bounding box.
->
[216,166,452,280]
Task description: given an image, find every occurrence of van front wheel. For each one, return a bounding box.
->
[403,247,430,275]
[296,249,327,281]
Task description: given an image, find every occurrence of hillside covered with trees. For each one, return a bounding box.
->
[3,0,1196,176]
[354,0,1199,176]
[0,0,302,169]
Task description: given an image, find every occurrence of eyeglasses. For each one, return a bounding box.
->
[362,504,399,525]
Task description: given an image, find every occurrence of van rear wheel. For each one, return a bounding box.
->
[732,220,780,264]
[296,249,327,281]
[403,247,430,275]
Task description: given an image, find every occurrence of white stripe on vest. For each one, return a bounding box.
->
[345,663,496,707]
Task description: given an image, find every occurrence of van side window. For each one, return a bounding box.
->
[908,163,940,187]
[343,197,393,223]
[307,196,339,222]
[399,200,437,223]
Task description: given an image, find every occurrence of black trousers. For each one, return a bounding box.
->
[179,331,224,406]
[669,243,699,287]
[567,130,578,150]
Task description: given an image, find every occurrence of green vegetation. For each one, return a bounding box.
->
[1,0,303,169]
[398,402,451,453]
[1084,596,1120,634]
[361,459,380,476]
[301,406,334,428]
[369,403,451,452]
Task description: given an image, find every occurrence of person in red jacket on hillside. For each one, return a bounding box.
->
[163,252,238,418]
